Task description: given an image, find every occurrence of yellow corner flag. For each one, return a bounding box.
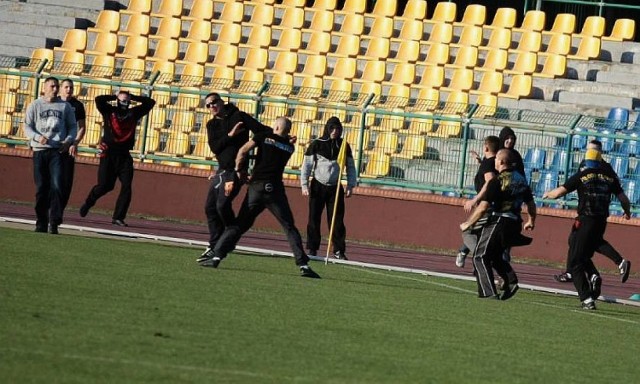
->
[326,139,347,264]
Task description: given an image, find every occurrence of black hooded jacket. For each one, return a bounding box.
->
[499,126,526,179]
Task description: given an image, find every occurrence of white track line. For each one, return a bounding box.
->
[2,216,639,308]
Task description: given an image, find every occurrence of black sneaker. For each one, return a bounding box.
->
[112,219,128,227]
[619,259,631,283]
[79,203,90,217]
[582,300,596,310]
[307,249,317,257]
[49,224,59,235]
[35,226,47,233]
[590,274,602,300]
[500,284,519,301]
[196,247,213,263]
[200,256,221,268]
[300,265,321,279]
[334,251,348,260]
[554,272,572,283]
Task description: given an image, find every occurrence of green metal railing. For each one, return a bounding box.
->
[1,56,639,214]
[531,0,640,15]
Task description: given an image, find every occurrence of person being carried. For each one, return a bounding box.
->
[200,117,321,279]
[300,116,357,260]
[79,90,155,226]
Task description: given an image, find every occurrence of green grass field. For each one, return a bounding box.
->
[1,226,639,383]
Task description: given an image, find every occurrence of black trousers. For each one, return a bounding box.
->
[215,181,309,267]
[204,170,241,248]
[472,216,519,298]
[306,178,346,253]
[84,152,134,221]
[60,152,75,215]
[33,149,63,229]
[567,216,607,301]
[564,232,622,272]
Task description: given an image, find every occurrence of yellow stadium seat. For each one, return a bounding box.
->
[116,35,148,59]
[212,2,244,25]
[306,0,337,12]
[361,16,394,40]
[88,10,121,34]
[207,66,235,92]
[114,57,145,81]
[188,132,210,159]
[246,3,274,26]
[287,143,306,169]
[272,28,302,52]
[567,36,601,60]
[384,85,411,109]
[425,2,457,25]
[84,32,118,56]
[325,57,357,80]
[180,19,212,43]
[574,16,606,38]
[166,110,194,133]
[514,10,546,33]
[118,14,151,37]
[85,54,116,78]
[53,51,84,75]
[394,134,426,159]
[295,55,327,78]
[210,22,241,46]
[151,0,183,19]
[354,60,386,83]
[147,38,179,62]
[336,0,366,15]
[24,48,53,72]
[533,54,566,78]
[422,42,450,66]
[265,72,293,96]
[333,13,364,36]
[470,71,504,95]
[485,7,517,30]
[543,13,576,36]
[603,19,636,41]
[147,16,180,40]
[455,4,486,27]
[505,51,538,75]
[182,0,214,22]
[169,91,201,110]
[414,65,445,90]
[366,132,398,155]
[510,31,542,53]
[326,78,353,102]
[498,74,532,99]
[388,40,420,63]
[358,37,389,61]
[451,25,484,48]
[150,60,175,83]
[398,0,427,21]
[121,0,151,15]
[147,90,170,132]
[392,19,424,43]
[479,28,512,51]
[441,68,474,93]
[423,22,453,45]
[361,153,390,178]
[476,48,508,72]
[369,1,396,18]
[406,112,436,132]
[354,82,382,103]
[53,29,87,53]
[429,118,462,138]
[330,34,360,58]
[383,63,415,87]
[174,63,204,86]
[302,10,334,33]
[236,69,264,91]
[446,46,478,69]
[299,31,331,55]
[437,90,469,115]
[206,44,238,68]
[176,41,209,65]
[274,6,305,30]
[237,48,268,72]
[265,51,298,75]
[540,33,572,56]
[474,94,498,118]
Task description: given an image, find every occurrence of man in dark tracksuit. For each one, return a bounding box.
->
[554,140,631,283]
[80,91,155,226]
[460,149,536,300]
[200,117,321,279]
[197,93,271,263]
[544,148,631,310]
[300,117,357,259]
[59,78,86,217]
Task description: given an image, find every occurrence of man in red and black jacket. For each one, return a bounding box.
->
[80,91,155,226]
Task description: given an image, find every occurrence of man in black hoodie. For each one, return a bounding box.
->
[300,117,357,259]
[499,126,526,178]
[197,92,271,263]
[79,90,155,226]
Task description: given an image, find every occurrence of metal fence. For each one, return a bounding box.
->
[1,55,639,214]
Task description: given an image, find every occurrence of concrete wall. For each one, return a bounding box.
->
[2,148,638,268]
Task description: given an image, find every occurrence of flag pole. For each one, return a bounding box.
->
[326,139,347,265]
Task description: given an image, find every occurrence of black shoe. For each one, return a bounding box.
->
[554,272,572,283]
[112,219,128,227]
[582,300,596,310]
[49,224,59,235]
[200,256,221,268]
[79,203,90,217]
[619,259,631,283]
[334,251,348,260]
[35,226,47,233]
[300,265,321,279]
[500,284,519,301]
[590,274,602,300]
[196,247,213,263]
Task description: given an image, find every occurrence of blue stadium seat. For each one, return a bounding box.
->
[596,128,615,153]
[524,147,546,171]
[604,107,629,131]
[572,127,588,149]
[618,129,640,156]
[549,150,570,174]
[622,179,640,205]
[609,155,629,178]
[535,170,559,204]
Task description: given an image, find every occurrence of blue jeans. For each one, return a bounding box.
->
[33,149,63,228]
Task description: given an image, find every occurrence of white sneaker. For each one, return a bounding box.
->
[455,251,467,268]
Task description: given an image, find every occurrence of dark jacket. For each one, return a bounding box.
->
[499,127,526,179]
[96,94,155,153]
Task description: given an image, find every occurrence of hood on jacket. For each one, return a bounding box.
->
[499,126,516,148]
[218,102,240,119]
[321,116,343,139]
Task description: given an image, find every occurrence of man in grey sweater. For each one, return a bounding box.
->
[23,76,77,234]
